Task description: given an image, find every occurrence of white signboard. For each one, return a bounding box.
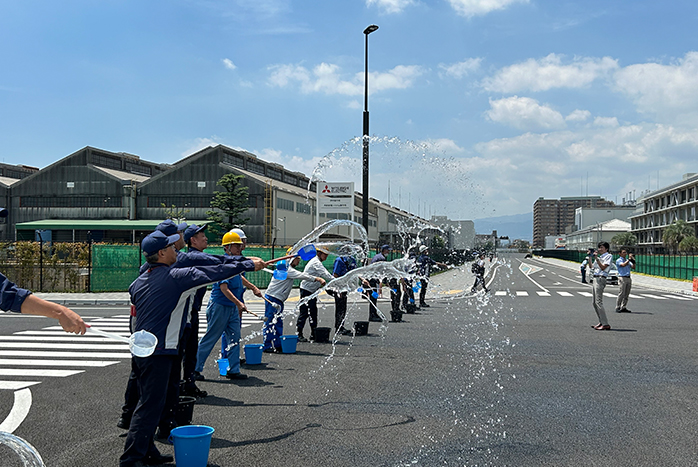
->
[316,181,354,219]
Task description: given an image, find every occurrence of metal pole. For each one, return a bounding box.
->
[362,25,378,240]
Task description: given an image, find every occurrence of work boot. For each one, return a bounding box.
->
[117,416,130,430]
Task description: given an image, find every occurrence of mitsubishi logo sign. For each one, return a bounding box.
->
[316,181,354,215]
[322,185,331,193]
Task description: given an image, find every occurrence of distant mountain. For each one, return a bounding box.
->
[473,212,532,241]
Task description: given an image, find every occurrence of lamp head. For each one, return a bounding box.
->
[364,24,379,35]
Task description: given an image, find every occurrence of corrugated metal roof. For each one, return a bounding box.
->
[15,219,211,231]
[92,166,150,183]
[0,176,21,187]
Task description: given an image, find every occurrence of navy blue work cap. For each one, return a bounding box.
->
[380,244,391,251]
[142,231,180,256]
[177,221,188,232]
[184,224,207,243]
[156,219,178,236]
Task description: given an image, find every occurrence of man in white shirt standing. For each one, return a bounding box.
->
[590,242,613,330]
[297,246,334,342]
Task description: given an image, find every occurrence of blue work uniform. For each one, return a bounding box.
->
[0,273,31,313]
[120,259,255,467]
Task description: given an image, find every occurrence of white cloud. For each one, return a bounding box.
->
[418,138,466,154]
[593,116,619,128]
[614,51,698,117]
[366,0,415,14]
[482,53,619,93]
[565,109,591,122]
[222,58,237,70]
[447,0,529,18]
[438,58,482,79]
[486,96,566,131]
[267,62,424,96]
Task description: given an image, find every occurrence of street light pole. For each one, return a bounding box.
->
[362,24,379,237]
[278,217,286,245]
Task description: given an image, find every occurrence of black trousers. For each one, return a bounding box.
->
[297,288,318,337]
[419,278,428,305]
[389,278,402,321]
[182,309,199,384]
[368,279,381,320]
[334,292,348,331]
[120,354,177,466]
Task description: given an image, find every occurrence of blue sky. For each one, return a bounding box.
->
[2,0,698,221]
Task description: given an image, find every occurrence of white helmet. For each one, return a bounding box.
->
[419,245,428,253]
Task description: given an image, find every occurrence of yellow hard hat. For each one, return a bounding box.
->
[286,247,294,255]
[222,231,243,246]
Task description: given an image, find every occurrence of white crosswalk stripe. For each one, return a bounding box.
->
[0,309,267,390]
[489,290,694,302]
[578,292,592,297]
[557,292,573,297]
[516,291,529,296]
[536,291,551,296]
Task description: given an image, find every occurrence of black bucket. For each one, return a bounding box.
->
[314,327,331,343]
[353,321,369,336]
[175,396,196,426]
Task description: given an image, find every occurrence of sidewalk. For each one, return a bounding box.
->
[533,256,698,297]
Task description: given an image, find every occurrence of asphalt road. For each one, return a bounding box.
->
[0,252,696,466]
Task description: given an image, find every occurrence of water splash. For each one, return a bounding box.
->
[0,432,45,467]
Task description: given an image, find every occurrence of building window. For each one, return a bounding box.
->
[283,174,297,185]
[20,196,122,207]
[296,202,311,215]
[267,167,283,181]
[125,162,152,176]
[91,152,122,170]
[222,152,245,169]
[278,197,294,211]
[247,161,265,175]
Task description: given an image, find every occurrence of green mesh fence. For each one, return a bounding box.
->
[536,249,698,281]
[90,245,349,292]
[91,244,143,292]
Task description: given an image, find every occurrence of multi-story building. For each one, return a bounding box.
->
[533,196,616,248]
[629,173,698,253]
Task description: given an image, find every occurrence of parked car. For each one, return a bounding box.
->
[606,263,619,285]
[589,263,619,285]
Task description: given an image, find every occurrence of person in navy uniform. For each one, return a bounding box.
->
[119,230,265,467]
[0,273,86,333]
[331,254,357,335]
[415,245,447,308]
[367,244,391,322]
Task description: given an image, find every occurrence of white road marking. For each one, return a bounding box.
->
[578,292,592,297]
[0,388,32,433]
[536,291,551,296]
[0,369,84,377]
[0,343,128,350]
[641,294,669,300]
[0,336,117,342]
[0,351,132,358]
[557,292,573,297]
[628,294,646,299]
[0,359,119,367]
[495,291,507,296]
[662,295,693,301]
[0,382,40,390]
[516,291,529,296]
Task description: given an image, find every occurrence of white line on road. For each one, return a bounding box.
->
[0,343,128,350]
[0,388,32,433]
[0,381,40,390]
[0,359,119,367]
[0,336,117,342]
[0,369,84,377]
[516,291,529,296]
[641,294,669,300]
[495,291,507,296]
[578,292,592,297]
[557,292,573,297]
[662,295,693,300]
[536,291,551,296]
[0,351,132,358]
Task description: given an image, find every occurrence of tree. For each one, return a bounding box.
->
[206,174,250,238]
[611,232,637,249]
[662,220,695,253]
[161,203,190,224]
[678,235,698,253]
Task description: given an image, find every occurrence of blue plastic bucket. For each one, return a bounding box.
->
[244,344,263,365]
[168,425,214,467]
[216,358,229,376]
[280,335,298,353]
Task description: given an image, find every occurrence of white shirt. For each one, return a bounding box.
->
[266,265,316,302]
[300,256,334,293]
[592,252,612,277]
